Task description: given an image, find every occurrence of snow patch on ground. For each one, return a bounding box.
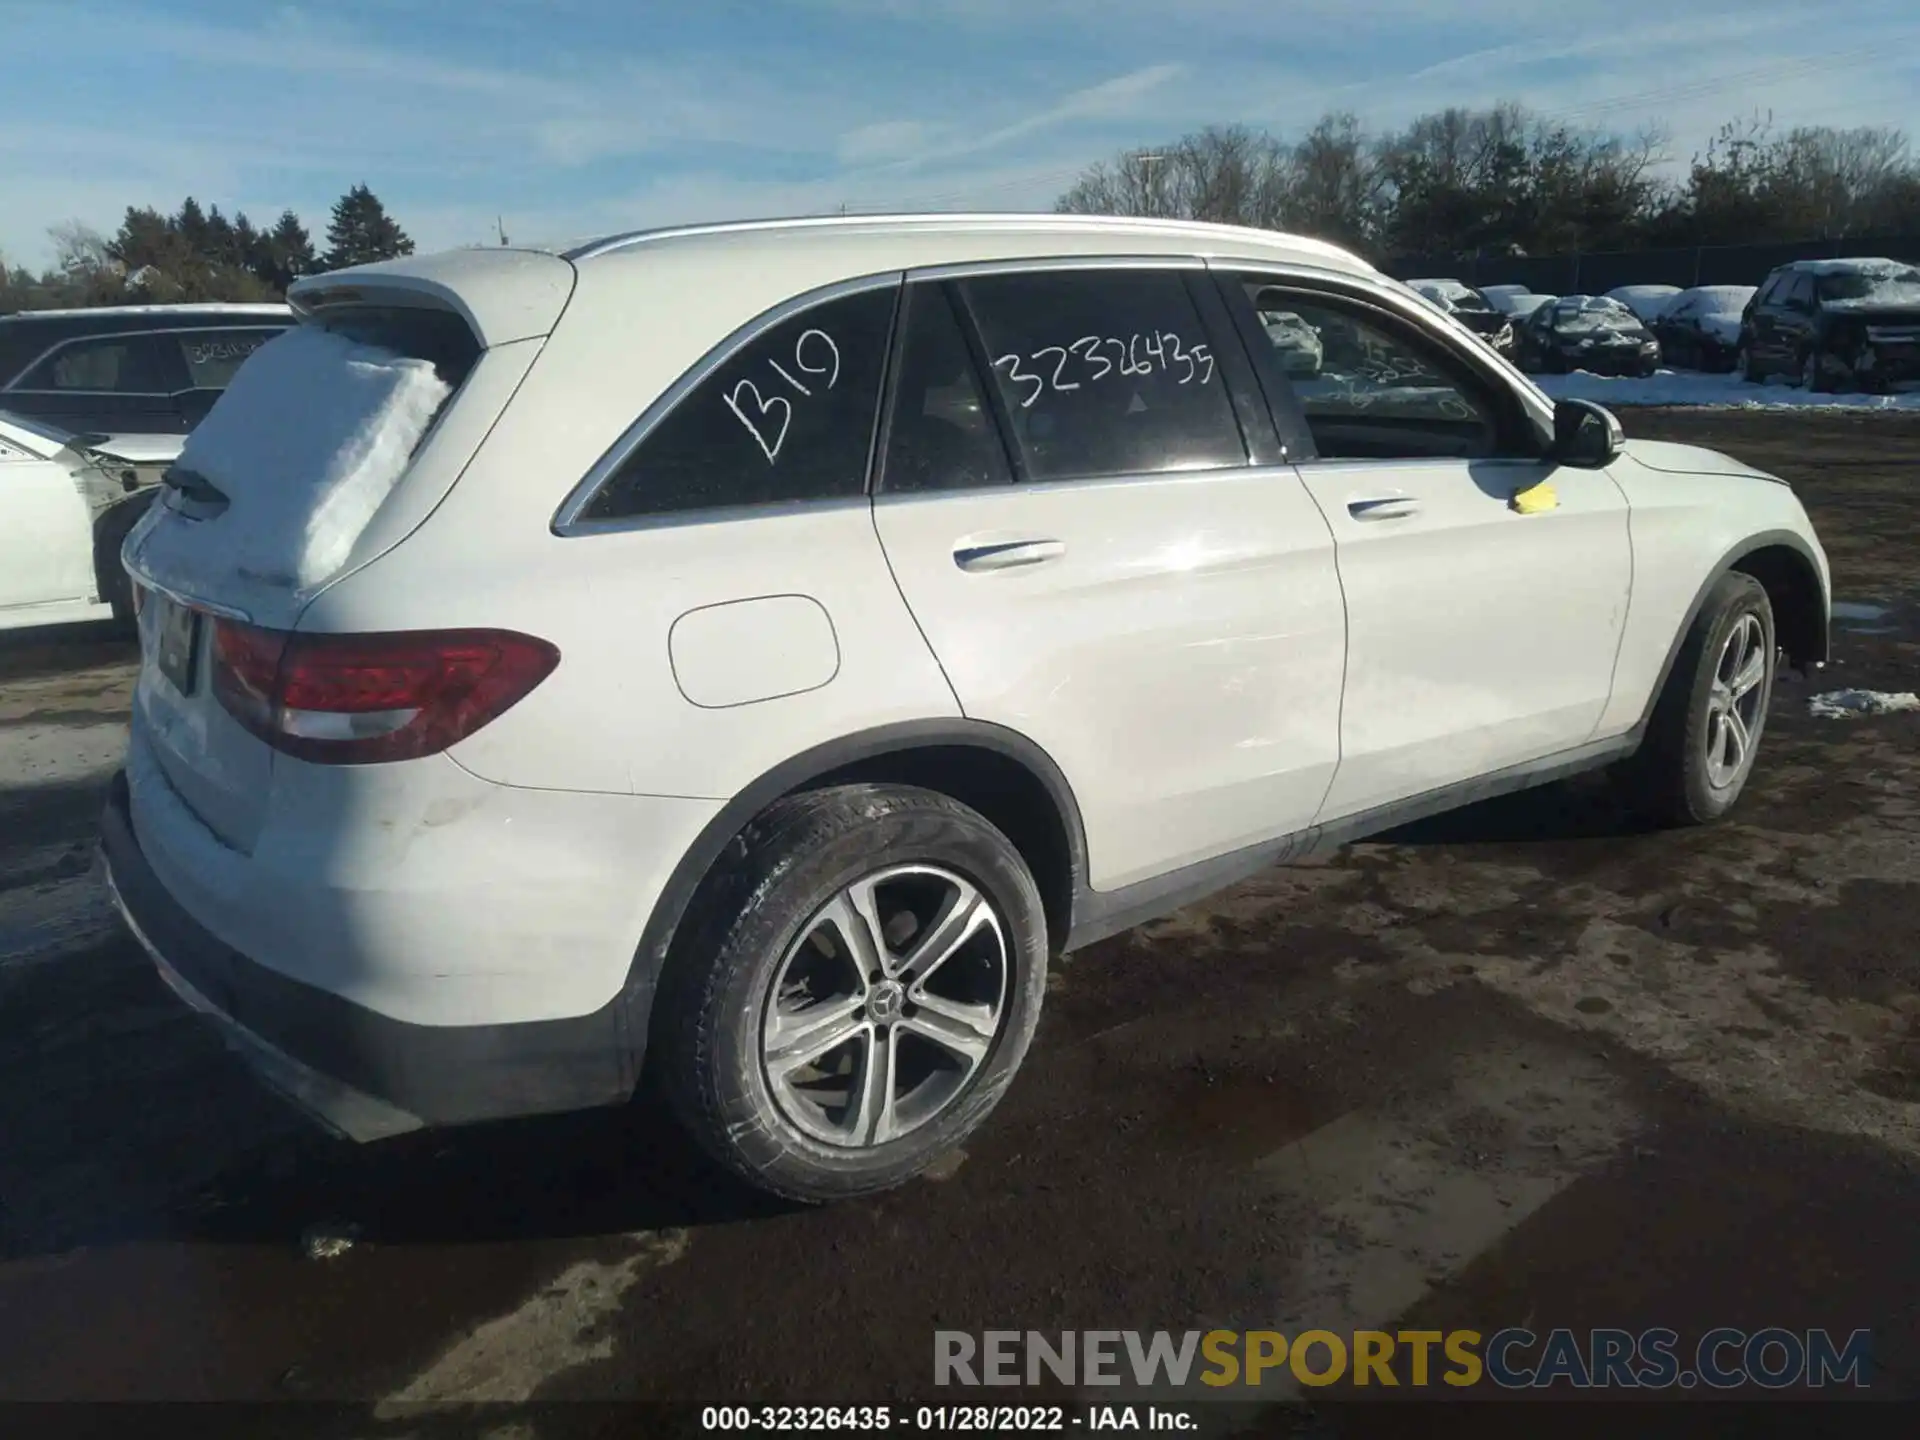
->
[1809,689,1920,719]
[128,325,451,602]
[1537,369,1920,411]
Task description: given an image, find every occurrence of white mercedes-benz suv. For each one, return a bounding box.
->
[102,215,1830,1201]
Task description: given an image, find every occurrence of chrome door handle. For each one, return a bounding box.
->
[953,539,1066,572]
[1347,497,1420,521]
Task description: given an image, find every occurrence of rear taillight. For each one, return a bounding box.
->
[210,622,559,765]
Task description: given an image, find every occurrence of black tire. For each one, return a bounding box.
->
[1737,343,1761,383]
[656,783,1048,1202]
[1619,572,1776,828]
[94,494,155,632]
[1801,347,1832,394]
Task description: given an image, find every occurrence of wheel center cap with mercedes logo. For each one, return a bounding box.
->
[868,981,906,1023]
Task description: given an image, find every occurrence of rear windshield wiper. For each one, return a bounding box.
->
[161,466,230,516]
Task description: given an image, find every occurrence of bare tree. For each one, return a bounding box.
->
[1283,112,1385,250]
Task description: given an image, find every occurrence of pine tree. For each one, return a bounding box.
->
[322,184,415,271]
[258,210,319,291]
[173,197,211,263]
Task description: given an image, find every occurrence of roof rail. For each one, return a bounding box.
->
[563,211,1368,267]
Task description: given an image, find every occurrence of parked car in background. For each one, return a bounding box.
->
[1404,278,1518,357]
[0,411,181,630]
[1253,288,1324,375]
[1604,285,1682,325]
[1652,286,1756,372]
[0,303,291,436]
[1518,294,1661,375]
[103,215,1829,1203]
[1489,291,1554,322]
[1479,284,1533,304]
[1737,258,1920,393]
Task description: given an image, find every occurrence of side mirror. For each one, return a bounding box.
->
[1548,398,1623,469]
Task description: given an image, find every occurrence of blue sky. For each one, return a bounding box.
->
[3,0,1918,266]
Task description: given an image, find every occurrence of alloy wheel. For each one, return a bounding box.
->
[760,864,1009,1148]
[1704,613,1769,790]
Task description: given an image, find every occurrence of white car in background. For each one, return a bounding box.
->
[0,411,181,631]
[1605,284,1684,326]
[102,215,1831,1203]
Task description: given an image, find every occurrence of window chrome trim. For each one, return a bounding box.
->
[4,325,289,396]
[1214,259,1557,443]
[551,271,904,536]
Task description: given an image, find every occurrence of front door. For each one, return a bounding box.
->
[1221,273,1632,822]
[872,270,1347,892]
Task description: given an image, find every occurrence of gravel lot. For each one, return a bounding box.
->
[1,410,1915,1429]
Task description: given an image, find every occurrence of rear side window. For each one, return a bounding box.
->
[880,284,1012,495]
[584,285,897,522]
[20,334,185,394]
[177,328,284,389]
[960,269,1245,483]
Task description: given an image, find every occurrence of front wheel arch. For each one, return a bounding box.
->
[1630,531,1828,742]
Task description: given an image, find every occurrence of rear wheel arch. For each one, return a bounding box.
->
[624,721,1087,1068]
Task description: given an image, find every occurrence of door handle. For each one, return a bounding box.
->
[953,538,1066,572]
[1346,497,1419,521]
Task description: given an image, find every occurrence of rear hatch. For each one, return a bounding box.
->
[121,302,491,852]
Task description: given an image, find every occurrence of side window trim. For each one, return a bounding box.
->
[1209,270,1319,464]
[945,279,1033,487]
[1226,269,1548,463]
[1184,271,1282,467]
[552,271,905,535]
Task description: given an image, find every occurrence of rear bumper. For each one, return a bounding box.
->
[101,770,640,1140]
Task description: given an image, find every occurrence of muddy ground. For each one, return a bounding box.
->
[0,410,1916,1433]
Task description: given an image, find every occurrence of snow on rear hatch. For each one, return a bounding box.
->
[126,320,458,612]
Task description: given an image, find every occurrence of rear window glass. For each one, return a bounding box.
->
[316,306,482,390]
[141,322,462,596]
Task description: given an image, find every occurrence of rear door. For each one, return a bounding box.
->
[871,265,1346,891]
[1218,270,1631,821]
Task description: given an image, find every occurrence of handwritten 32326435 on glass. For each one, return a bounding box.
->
[992,331,1216,409]
[723,327,844,463]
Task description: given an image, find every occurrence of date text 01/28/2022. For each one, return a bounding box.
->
[701,1404,1194,1431]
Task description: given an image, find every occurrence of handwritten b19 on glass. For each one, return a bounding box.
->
[725,327,843,463]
